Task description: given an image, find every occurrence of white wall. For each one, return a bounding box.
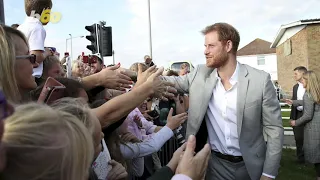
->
[237,54,278,80]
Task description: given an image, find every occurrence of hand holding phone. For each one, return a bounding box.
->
[37,77,66,104]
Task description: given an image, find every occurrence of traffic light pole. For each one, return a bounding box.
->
[0,0,5,24]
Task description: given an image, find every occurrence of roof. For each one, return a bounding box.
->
[237,38,275,56]
[270,18,320,48]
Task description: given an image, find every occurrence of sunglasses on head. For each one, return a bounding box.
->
[16,54,37,64]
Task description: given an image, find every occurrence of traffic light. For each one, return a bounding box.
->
[85,24,99,54]
[99,26,113,56]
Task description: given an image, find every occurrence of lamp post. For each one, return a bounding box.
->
[69,34,73,60]
[147,0,153,58]
[65,35,84,59]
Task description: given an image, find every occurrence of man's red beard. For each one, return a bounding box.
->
[206,50,229,68]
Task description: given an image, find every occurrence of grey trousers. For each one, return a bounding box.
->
[205,152,251,180]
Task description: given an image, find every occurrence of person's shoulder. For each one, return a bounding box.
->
[195,64,214,75]
[241,63,269,78]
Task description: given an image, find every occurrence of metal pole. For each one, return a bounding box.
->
[0,0,4,24]
[147,0,153,58]
[69,34,73,60]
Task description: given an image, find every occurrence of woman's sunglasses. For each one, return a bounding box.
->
[16,54,37,64]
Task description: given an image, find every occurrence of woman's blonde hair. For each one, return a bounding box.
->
[50,97,95,136]
[3,103,94,180]
[304,70,320,104]
[0,25,21,103]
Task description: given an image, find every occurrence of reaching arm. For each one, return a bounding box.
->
[292,100,303,106]
[261,74,284,177]
[295,93,315,126]
[92,82,154,128]
[120,126,174,159]
[160,65,200,94]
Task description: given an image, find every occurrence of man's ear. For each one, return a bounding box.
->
[225,40,233,53]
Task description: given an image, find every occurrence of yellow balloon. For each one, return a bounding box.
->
[40,9,51,24]
[50,12,62,24]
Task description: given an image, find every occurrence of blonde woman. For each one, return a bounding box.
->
[2,103,94,180]
[51,98,128,180]
[286,71,320,179]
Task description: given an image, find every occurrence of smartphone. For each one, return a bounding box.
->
[82,55,97,64]
[37,77,66,104]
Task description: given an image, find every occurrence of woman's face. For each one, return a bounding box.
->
[47,63,62,79]
[12,35,37,90]
[89,111,104,160]
[138,100,147,112]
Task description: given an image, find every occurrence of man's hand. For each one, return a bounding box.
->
[290,120,296,127]
[176,135,211,180]
[260,175,273,180]
[167,143,186,172]
[97,64,133,91]
[145,67,177,101]
[107,160,128,180]
[284,99,293,105]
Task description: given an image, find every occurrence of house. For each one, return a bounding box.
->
[237,38,277,80]
[270,19,320,94]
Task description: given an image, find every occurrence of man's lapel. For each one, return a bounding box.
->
[237,64,249,137]
[200,69,218,122]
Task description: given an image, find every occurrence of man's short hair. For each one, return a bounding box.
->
[25,0,53,16]
[293,66,307,73]
[201,23,240,54]
[144,55,151,60]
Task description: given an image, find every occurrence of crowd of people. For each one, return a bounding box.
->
[1,0,320,180]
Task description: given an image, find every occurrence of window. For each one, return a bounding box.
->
[257,56,265,65]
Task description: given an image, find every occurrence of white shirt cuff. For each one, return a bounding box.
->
[262,173,275,179]
[171,174,192,180]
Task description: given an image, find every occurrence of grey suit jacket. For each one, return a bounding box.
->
[293,93,320,163]
[162,63,284,179]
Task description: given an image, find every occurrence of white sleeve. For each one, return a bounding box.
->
[28,27,46,51]
[120,126,173,159]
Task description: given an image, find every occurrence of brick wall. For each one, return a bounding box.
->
[307,24,320,77]
[276,28,308,95]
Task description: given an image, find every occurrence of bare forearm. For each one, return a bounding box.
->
[81,73,101,90]
[94,83,153,127]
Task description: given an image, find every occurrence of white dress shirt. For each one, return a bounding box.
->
[206,62,275,179]
[296,82,305,111]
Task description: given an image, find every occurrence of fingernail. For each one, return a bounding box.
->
[117,62,121,66]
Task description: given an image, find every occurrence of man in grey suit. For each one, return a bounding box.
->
[161,23,283,180]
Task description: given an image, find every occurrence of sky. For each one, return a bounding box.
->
[4,0,320,68]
